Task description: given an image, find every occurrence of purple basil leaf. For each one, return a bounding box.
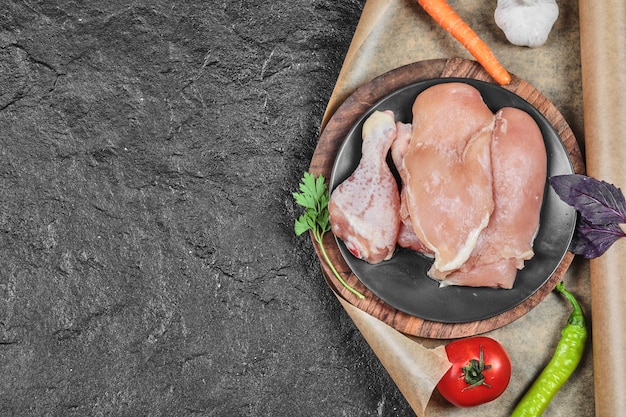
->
[570,218,626,258]
[550,174,626,225]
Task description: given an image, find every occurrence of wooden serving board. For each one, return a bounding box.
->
[309,58,585,339]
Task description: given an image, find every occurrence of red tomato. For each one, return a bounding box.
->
[436,336,512,407]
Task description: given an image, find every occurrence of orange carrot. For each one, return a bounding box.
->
[417,0,511,85]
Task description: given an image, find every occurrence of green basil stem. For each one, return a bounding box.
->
[510,281,587,416]
[313,228,365,299]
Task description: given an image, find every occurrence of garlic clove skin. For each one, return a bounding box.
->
[494,0,559,48]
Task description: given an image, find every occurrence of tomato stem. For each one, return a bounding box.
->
[460,345,492,391]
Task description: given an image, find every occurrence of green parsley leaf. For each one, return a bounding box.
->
[294,213,312,236]
[293,172,320,210]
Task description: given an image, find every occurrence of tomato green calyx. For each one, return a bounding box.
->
[460,345,492,391]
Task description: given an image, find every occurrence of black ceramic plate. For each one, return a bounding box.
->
[329,78,576,323]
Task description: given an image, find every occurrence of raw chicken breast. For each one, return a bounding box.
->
[437,107,547,288]
[392,121,433,254]
[329,110,401,264]
[402,83,496,273]
[391,121,412,171]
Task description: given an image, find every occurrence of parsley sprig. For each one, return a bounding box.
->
[293,172,365,299]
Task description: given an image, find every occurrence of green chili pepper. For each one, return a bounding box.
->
[511,281,587,417]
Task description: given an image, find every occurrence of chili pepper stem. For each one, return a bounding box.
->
[555,281,585,327]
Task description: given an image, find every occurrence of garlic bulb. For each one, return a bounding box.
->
[494,0,559,48]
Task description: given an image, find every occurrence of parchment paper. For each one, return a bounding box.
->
[579,1,626,416]
[335,295,451,415]
[317,0,594,416]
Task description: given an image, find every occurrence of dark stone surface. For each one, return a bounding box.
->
[0,1,414,415]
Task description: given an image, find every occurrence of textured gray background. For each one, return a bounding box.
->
[1,1,417,415]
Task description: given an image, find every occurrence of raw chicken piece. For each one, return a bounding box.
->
[391,121,412,170]
[391,121,433,255]
[402,83,496,273]
[329,110,401,264]
[436,107,547,288]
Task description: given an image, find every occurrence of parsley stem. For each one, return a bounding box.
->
[293,172,366,300]
[315,230,365,299]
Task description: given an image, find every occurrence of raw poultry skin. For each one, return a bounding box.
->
[402,83,496,274]
[329,110,401,264]
[391,121,433,255]
[435,107,547,288]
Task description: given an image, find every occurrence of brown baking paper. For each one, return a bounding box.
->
[579,1,626,416]
[336,295,451,416]
[315,0,594,415]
